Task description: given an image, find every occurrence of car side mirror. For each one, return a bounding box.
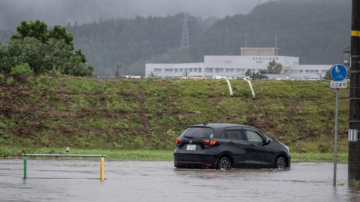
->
[263,139,270,145]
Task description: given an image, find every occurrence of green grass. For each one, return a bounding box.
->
[0,76,351,154]
[292,152,348,163]
[2,148,174,161]
[0,147,349,163]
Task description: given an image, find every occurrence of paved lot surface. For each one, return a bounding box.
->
[0,159,359,202]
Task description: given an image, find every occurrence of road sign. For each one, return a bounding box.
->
[331,64,347,81]
[329,81,347,88]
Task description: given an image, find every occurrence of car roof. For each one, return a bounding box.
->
[189,123,257,130]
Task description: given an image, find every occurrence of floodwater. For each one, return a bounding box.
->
[0,159,360,202]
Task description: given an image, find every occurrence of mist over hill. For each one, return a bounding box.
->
[0,0,352,76]
[0,0,266,30]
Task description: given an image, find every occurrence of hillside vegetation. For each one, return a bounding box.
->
[0,75,350,154]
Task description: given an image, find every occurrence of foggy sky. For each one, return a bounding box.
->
[0,0,269,29]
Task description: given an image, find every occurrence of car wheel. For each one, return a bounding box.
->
[276,157,287,169]
[218,157,231,171]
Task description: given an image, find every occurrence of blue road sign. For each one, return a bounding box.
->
[331,64,347,81]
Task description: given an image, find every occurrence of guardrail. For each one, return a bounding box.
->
[22,154,106,181]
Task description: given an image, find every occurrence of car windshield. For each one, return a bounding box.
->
[181,128,214,139]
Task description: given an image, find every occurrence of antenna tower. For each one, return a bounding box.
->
[181,13,190,49]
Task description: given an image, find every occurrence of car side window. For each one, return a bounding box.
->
[226,130,243,140]
[244,131,263,142]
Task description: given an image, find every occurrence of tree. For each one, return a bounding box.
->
[245,69,252,77]
[0,38,93,76]
[183,69,191,77]
[266,60,282,74]
[324,69,332,80]
[48,25,74,46]
[11,20,48,43]
[1,21,93,76]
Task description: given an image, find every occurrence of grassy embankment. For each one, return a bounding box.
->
[0,74,350,162]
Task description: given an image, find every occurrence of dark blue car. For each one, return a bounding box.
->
[174,123,291,170]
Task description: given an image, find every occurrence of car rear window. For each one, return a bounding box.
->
[181,128,214,138]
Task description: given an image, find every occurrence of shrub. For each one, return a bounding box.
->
[10,63,34,75]
[6,77,13,85]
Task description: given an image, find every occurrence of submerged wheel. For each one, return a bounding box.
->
[276,157,287,169]
[218,157,232,171]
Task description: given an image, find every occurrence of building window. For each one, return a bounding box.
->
[299,70,303,74]
[194,68,197,72]
[230,69,234,72]
[237,69,241,72]
[175,69,178,73]
[226,68,230,72]
[219,68,224,73]
[284,70,288,74]
[165,69,173,73]
[198,68,202,73]
[305,70,309,73]
[321,70,327,73]
[310,70,314,73]
[276,58,278,60]
[154,68,162,73]
[253,57,255,60]
[179,68,183,72]
[315,70,319,73]
[189,68,193,72]
[215,68,220,73]
[205,68,213,73]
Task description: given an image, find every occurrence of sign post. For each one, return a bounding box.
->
[329,64,348,186]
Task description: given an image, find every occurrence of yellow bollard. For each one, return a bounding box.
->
[100,157,105,181]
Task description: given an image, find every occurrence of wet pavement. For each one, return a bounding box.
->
[0,159,359,202]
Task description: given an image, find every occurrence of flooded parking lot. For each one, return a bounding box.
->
[0,159,359,202]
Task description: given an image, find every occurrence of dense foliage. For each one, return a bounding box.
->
[0,20,93,76]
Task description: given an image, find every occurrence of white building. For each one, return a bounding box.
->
[145,47,332,79]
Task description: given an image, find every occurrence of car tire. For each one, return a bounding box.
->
[275,157,287,169]
[218,157,232,171]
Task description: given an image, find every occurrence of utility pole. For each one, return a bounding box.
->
[349,0,360,181]
[181,13,190,49]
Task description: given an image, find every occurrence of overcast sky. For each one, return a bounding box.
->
[0,0,269,29]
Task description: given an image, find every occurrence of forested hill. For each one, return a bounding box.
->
[66,14,217,76]
[0,0,352,76]
[153,0,352,67]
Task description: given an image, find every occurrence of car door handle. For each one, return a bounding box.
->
[229,141,234,145]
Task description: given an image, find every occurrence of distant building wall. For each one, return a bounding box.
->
[145,47,330,80]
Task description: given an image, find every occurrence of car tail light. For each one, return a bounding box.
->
[201,138,217,145]
[176,138,182,144]
[204,164,212,167]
